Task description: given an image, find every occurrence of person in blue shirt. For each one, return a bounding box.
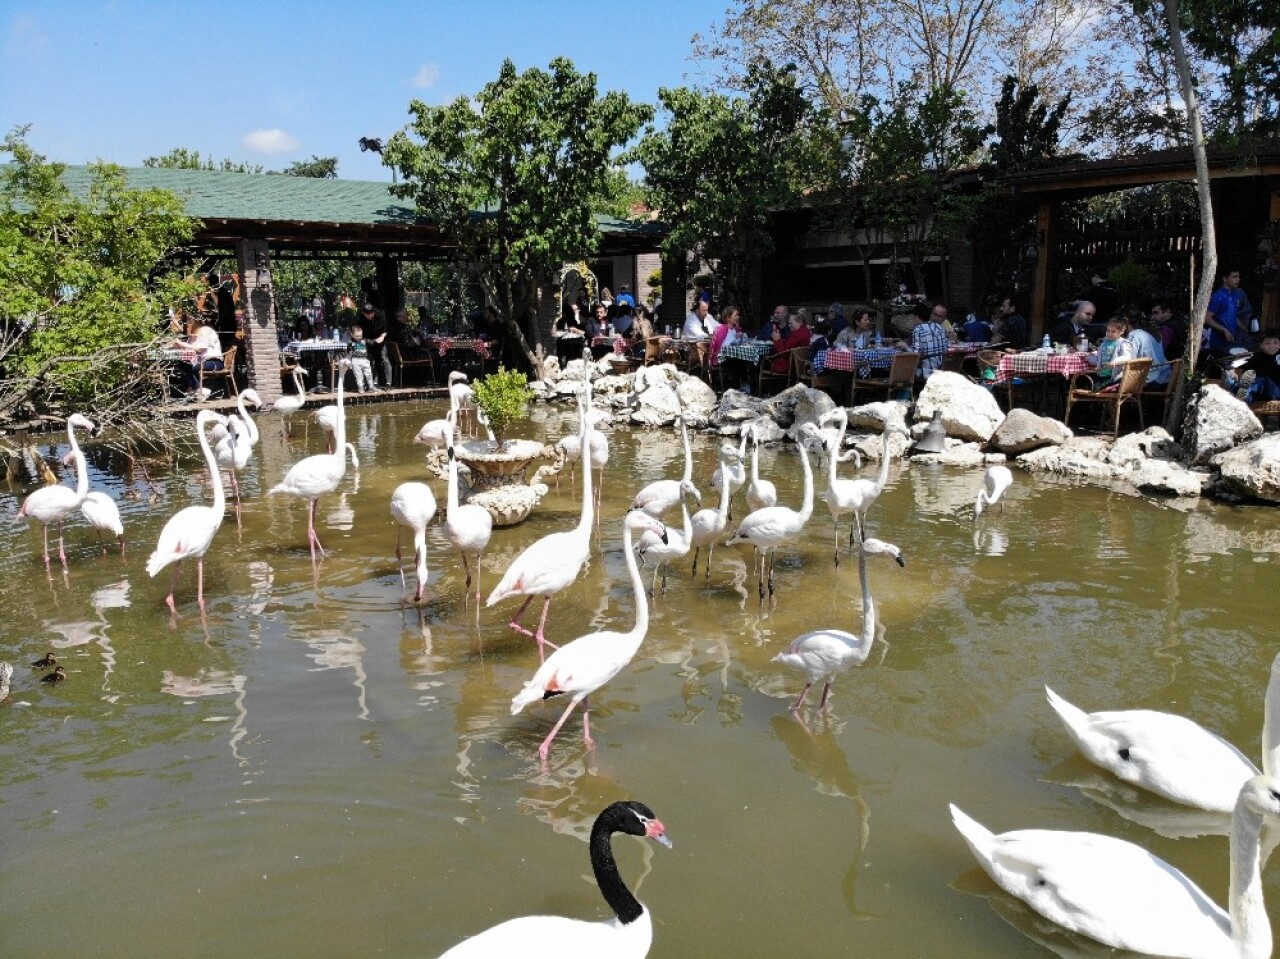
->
[1206,269,1248,353]
[962,311,992,343]
[615,285,636,308]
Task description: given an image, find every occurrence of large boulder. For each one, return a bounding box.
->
[848,401,910,432]
[629,379,682,426]
[1018,437,1129,482]
[914,371,1005,442]
[989,408,1073,454]
[1105,426,1182,471]
[1183,384,1263,465]
[1131,459,1205,498]
[786,388,838,441]
[1214,434,1280,503]
[675,376,719,422]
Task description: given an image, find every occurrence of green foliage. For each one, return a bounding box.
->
[988,76,1071,175]
[2,128,197,406]
[629,61,817,318]
[471,366,532,447]
[276,155,339,178]
[142,147,264,174]
[1108,257,1157,306]
[385,57,651,374]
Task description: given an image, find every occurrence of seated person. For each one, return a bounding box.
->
[757,303,788,341]
[682,299,719,340]
[1095,318,1131,385]
[906,303,950,379]
[1123,314,1170,388]
[171,312,225,393]
[1233,330,1280,404]
[962,312,992,343]
[992,296,1029,349]
[807,317,832,358]
[833,308,877,351]
[770,311,812,373]
[613,303,635,337]
[709,306,743,368]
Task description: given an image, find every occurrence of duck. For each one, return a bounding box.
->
[439,800,671,959]
[41,666,66,684]
[1045,653,1280,813]
[951,774,1280,959]
[31,653,57,669]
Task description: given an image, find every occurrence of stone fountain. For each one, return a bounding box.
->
[425,438,563,527]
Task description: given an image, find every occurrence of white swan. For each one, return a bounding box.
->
[146,410,229,613]
[725,425,821,599]
[1045,653,1280,813]
[974,464,1013,521]
[951,774,1280,959]
[19,413,95,570]
[689,443,741,578]
[510,509,666,760]
[439,800,671,959]
[773,537,904,711]
[631,414,701,517]
[744,419,777,512]
[444,409,493,605]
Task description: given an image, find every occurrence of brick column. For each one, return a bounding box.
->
[236,239,283,403]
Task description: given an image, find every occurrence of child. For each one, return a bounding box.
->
[348,324,375,392]
[1095,318,1131,385]
[1234,330,1280,404]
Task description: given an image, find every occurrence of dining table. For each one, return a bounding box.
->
[811,347,899,375]
[994,348,1097,385]
[283,338,349,391]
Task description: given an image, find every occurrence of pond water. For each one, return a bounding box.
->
[1,399,1277,958]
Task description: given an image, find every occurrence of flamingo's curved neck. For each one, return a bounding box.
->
[621,520,649,651]
[679,419,693,483]
[294,369,306,398]
[751,435,764,485]
[857,547,876,647]
[332,364,347,475]
[715,459,733,523]
[67,420,89,504]
[872,428,894,495]
[577,384,594,533]
[237,393,259,444]
[198,416,225,522]
[1262,659,1280,777]
[446,429,461,514]
[796,442,814,523]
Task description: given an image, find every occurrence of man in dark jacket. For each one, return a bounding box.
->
[359,302,392,388]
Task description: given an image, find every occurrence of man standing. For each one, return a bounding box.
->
[1206,268,1248,353]
[682,299,719,340]
[908,303,950,379]
[359,301,392,389]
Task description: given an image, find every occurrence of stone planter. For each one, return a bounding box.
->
[426,438,561,527]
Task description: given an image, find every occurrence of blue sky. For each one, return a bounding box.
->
[1,0,727,181]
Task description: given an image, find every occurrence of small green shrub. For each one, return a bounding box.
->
[472,367,532,448]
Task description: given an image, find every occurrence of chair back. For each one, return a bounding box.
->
[890,352,921,386]
[388,341,404,365]
[1152,357,1181,396]
[644,336,664,365]
[1116,357,1152,396]
[221,345,237,367]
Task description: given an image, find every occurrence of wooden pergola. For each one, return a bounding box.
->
[1006,143,1280,337]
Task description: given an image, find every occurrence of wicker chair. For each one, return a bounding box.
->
[1064,357,1152,438]
[198,345,238,398]
[1141,357,1182,425]
[796,352,851,404]
[851,352,919,402]
[758,347,802,396]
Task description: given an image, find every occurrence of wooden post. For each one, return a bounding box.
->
[236,239,283,404]
[1031,201,1054,341]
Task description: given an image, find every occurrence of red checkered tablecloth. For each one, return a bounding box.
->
[431,336,492,360]
[995,350,1096,385]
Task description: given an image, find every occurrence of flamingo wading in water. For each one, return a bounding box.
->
[145,410,229,613]
[689,442,742,578]
[19,413,95,571]
[444,409,493,605]
[389,480,436,603]
[974,464,1013,520]
[510,510,667,761]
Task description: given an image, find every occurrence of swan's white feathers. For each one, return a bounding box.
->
[440,909,652,959]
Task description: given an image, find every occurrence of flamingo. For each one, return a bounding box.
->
[1044,651,1280,814]
[635,480,695,595]
[390,481,436,603]
[554,406,609,497]
[710,429,748,518]
[269,358,351,560]
[818,410,906,554]
[57,447,125,556]
[212,389,263,511]
[271,367,308,434]
[744,419,777,512]
[438,801,671,959]
[449,371,476,436]
[510,509,667,760]
[487,383,596,661]
[950,775,1280,959]
[689,443,742,578]
[774,538,905,712]
[145,410,229,613]
[974,464,1013,520]
[725,424,822,599]
[444,409,493,605]
[19,413,95,571]
[631,414,701,517]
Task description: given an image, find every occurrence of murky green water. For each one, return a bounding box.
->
[1,399,1276,958]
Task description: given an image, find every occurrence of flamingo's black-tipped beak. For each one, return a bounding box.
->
[895,554,906,568]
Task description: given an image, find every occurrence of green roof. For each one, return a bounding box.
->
[54,165,428,227]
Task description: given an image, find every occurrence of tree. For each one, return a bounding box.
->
[277,155,339,178]
[384,58,651,376]
[630,61,816,319]
[142,147,264,174]
[1,128,197,425]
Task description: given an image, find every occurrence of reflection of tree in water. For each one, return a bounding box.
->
[161,668,251,767]
[770,715,880,920]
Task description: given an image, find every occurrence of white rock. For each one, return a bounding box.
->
[914,371,1005,442]
[1214,434,1280,503]
[1183,384,1263,465]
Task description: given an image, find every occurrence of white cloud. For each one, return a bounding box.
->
[241,128,300,154]
[8,14,48,53]
[411,63,440,89]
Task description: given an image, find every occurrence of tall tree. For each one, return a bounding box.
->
[630,61,816,319]
[277,155,339,178]
[384,58,650,375]
[1,128,197,424]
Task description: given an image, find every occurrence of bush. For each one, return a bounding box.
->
[471,367,532,448]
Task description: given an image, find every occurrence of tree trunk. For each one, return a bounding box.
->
[1162,0,1216,435]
